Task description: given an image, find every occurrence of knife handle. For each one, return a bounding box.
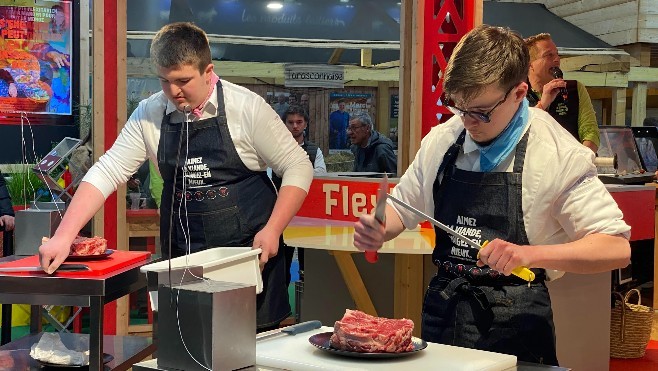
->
[281,320,322,335]
[479,241,535,282]
[365,251,378,263]
[512,267,535,282]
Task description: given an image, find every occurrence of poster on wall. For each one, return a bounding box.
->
[0,0,73,117]
[328,92,372,153]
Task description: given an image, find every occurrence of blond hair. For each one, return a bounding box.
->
[524,33,552,62]
[150,22,212,73]
[443,25,529,106]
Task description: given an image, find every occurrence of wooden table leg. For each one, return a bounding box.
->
[331,251,378,316]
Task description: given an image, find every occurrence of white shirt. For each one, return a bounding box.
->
[303,142,327,175]
[391,108,631,280]
[83,80,313,197]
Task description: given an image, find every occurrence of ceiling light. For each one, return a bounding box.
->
[267,2,283,10]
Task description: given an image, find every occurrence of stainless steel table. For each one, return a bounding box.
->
[0,255,155,370]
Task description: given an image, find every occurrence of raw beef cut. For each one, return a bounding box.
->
[330,309,414,353]
[42,236,108,256]
[70,236,107,256]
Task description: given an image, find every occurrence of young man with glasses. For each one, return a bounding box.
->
[525,33,599,152]
[347,112,396,174]
[353,25,630,365]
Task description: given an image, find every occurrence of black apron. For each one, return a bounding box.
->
[421,129,559,366]
[527,80,580,142]
[157,80,290,329]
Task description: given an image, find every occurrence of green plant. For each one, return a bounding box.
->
[3,165,47,206]
[325,152,355,172]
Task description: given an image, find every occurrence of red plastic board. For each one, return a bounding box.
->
[0,250,151,277]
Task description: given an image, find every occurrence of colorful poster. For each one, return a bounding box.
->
[328,92,372,152]
[0,0,72,116]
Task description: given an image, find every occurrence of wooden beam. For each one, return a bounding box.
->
[631,82,648,127]
[376,82,390,136]
[621,43,651,67]
[92,0,105,239]
[398,0,423,175]
[628,67,658,83]
[560,55,629,73]
[611,88,628,126]
[331,251,378,316]
[360,49,373,67]
[328,48,344,64]
[563,71,628,88]
[127,58,400,82]
[115,0,128,338]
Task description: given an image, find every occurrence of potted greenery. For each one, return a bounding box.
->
[3,165,47,210]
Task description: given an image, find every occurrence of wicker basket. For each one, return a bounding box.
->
[610,289,653,359]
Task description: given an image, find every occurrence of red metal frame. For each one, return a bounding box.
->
[422,0,477,137]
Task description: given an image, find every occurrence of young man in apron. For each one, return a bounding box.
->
[353,25,630,365]
[39,22,313,331]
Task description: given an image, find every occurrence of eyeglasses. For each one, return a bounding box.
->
[442,84,517,123]
[346,124,365,132]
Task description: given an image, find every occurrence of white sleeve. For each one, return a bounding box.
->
[390,131,443,229]
[249,97,313,192]
[81,102,149,198]
[313,148,327,175]
[551,157,631,240]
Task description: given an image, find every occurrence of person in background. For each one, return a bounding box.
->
[353,25,630,365]
[0,170,15,232]
[274,105,327,285]
[299,93,309,113]
[272,93,289,118]
[329,100,349,149]
[348,112,396,174]
[39,22,313,332]
[525,33,599,152]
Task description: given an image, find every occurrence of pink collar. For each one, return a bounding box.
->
[192,72,220,118]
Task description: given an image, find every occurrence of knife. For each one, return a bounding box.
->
[0,264,90,273]
[365,175,388,264]
[387,194,535,282]
[256,320,322,342]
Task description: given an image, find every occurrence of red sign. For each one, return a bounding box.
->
[297,178,395,222]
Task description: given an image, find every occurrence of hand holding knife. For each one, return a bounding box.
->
[386,194,535,282]
[365,175,388,263]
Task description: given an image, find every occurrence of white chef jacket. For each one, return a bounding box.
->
[83,79,313,198]
[391,108,631,280]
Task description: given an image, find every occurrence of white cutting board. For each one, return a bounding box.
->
[256,326,517,371]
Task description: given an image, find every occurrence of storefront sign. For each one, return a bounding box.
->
[284,64,344,88]
[297,178,390,221]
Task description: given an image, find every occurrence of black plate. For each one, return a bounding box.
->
[66,249,114,261]
[308,332,427,359]
[35,352,114,368]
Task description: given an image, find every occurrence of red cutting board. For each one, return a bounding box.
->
[0,250,151,277]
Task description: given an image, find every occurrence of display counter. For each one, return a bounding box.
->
[286,177,656,371]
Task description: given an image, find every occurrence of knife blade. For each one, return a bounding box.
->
[386,194,535,282]
[365,175,388,264]
[256,320,322,342]
[0,264,90,273]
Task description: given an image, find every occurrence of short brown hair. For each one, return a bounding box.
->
[443,25,529,106]
[150,22,212,73]
[524,33,552,61]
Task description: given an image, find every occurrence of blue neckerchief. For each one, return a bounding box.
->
[478,99,529,172]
